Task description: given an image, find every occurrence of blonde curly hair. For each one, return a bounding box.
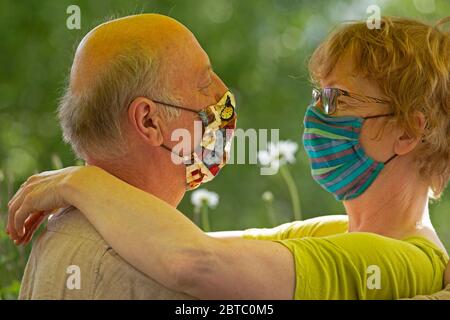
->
[309,16,450,198]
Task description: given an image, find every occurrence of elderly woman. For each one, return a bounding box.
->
[7,16,450,299]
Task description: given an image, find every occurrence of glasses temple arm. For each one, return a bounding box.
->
[152,100,199,114]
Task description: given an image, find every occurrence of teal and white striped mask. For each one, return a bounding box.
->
[302,105,397,201]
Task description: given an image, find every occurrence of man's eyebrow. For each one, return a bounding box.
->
[207,63,213,71]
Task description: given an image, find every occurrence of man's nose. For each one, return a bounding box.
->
[211,73,228,100]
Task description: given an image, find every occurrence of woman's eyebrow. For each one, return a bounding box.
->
[324,82,350,92]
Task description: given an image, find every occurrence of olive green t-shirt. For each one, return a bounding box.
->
[243,215,448,300]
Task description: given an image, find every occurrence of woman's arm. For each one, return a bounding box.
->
[207,231,245,238]
[8,166,295,299]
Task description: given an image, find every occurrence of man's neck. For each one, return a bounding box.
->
[85,159,185,208]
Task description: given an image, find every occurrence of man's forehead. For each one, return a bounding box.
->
[71,14,197,87]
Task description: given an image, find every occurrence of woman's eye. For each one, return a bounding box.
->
[339,97,361,108]
[338,101,351,109]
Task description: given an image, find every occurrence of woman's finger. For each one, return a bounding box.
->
[8,180,28,207]
[17,212,46,245]
[8,178,50,239]
[8,174,40,208]
[15,212,42,245]
[8,174,54,212]
[8,167,76,240]
[8,179,42,215]
[7,202,20,240]
[7,184,33,240]
[24,211,44,231]
[14,195,35,237]
[8,182,34,220]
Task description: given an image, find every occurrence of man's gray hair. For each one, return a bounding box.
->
[58,44,180,160]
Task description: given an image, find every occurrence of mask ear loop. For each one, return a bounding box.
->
[362,113,398,165]
[384,154,397,165]
[363,113,395,120]
[382,135,428,166]
[161,144,174,153]
[161,144,192,164]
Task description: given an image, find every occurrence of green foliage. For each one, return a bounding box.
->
[1,0,450,299]
[0,172,31,300]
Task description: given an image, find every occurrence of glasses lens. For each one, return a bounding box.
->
[323,88,339,114]
[312,88,321,107]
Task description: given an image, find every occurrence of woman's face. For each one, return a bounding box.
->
[319,54,399,164]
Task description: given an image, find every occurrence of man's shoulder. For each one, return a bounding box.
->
[20,207,111,299]
[94,248,196,300]
[46,206,106,243]
[22,207,195,300]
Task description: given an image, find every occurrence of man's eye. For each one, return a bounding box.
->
[199,82,212,93]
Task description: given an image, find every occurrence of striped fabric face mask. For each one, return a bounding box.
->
[302,104,397,201]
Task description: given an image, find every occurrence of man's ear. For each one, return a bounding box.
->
[393,111,426,156]
[128,97,164,146]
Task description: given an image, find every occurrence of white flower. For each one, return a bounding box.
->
[262,191,274,202]
[278,140,299,164]
[257,140,299,170]
[191,189,219,210]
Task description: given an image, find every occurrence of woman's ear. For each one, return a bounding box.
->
[128,97,164,146]
[393,111,426,156]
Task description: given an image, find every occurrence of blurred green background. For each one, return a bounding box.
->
[1,0,449,299]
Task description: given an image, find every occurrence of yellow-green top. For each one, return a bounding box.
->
[243,215,448,300]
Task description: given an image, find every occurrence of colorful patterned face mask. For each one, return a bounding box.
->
[302,105,396,201]
[158,91,237,190]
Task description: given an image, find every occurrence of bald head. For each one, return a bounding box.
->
[71,14,197,92]
[58,14,224,161]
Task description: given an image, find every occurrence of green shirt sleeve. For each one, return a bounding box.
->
[242,215,349,241]
[277,232,448,300]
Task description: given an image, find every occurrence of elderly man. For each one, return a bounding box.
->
[19,13,230,299]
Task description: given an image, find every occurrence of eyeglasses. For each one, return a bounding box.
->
[152,91,236,122]
[312,87,390,115]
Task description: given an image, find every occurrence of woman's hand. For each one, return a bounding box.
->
[7,166,87,243]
